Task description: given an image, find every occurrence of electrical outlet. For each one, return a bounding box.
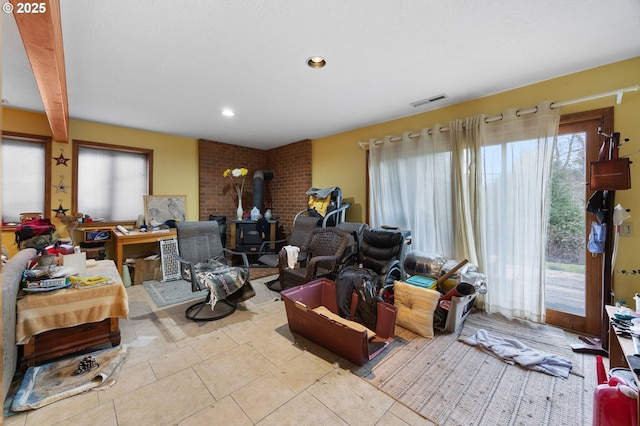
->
[620,222,633,237]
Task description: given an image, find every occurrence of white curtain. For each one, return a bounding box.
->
[369,101,560,322]
[369,127,454,257]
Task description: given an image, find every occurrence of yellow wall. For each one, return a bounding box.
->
[3,57,640,303]
[1,108,199,255]
[312,56,640,305]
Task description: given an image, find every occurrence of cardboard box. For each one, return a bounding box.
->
[133,256,162,285]
[281,278,397,366]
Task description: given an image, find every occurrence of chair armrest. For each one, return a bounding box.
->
[174,254,202,292]
[258,237,287,256]
[222,248,250,276]
[378,259,401,276]
[306,255,339,279]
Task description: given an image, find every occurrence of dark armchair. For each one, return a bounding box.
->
[175,221,254,321]
[279,227,350,291]
[257,215,320,291]
[342,227,406,297]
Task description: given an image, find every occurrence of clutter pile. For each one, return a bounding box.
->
[403,251,487,332]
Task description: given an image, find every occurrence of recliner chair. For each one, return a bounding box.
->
[341,227,406,297]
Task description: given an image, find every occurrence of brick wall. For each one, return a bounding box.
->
[198,138,312,241]
[266,140,312,236]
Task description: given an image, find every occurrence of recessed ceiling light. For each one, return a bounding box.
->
[307,56,326,69]
[221,109,234,117]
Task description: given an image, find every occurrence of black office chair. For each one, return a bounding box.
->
[175,221,254,321]
[340,227,405,296]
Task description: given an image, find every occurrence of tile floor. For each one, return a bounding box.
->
[5,281,430,426]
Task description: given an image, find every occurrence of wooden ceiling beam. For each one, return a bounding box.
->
[10,0,69,142]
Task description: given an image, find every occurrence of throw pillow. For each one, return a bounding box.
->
[394,280,440,338]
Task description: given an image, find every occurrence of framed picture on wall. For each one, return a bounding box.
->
[144,195,187,226]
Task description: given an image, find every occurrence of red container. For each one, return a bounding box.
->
[593,356,638,426]
[281,278,397,366]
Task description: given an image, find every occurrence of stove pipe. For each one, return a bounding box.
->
[252,170,274,210]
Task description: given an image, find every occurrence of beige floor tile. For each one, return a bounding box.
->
[248,330,304,367]
[308,368,395,426]
[257,391,348,426]
[192,344,275,400]
[22,391,99,426]
[149,345,202,379]
[188,329,239,360]
[121,332,178,368]
[271,353,333,393]
[97,361,156,404]
[178,396,253,426]
[3,412,26,426]
[231,372,296,423]
[223,317,273,346]
[54,401,118,426]
[389,401,436,425]
[113,368,213,426]
[373,412,412,426]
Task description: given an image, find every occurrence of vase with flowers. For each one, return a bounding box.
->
[223,167,249,220]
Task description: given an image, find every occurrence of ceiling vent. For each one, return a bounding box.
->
[410,94,447,108]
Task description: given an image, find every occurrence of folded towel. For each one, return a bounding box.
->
[461,328,572,378]
[284,245,300,269]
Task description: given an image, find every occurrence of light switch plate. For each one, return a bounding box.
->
[620,222,633,237]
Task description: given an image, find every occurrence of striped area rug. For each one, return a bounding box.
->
[352,311,597,425]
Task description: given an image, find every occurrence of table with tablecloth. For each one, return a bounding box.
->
[16,260,129,368]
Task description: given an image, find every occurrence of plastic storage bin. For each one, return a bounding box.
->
[281,278,397,366]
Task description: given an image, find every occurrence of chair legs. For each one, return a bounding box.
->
[265,276,282,292]
[185,292,237,321]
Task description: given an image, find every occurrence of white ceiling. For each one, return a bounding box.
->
[3,0,640,150]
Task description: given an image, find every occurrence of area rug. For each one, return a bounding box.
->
[143,268,278,308]
[352,311,596,425]
[11,345,127,411]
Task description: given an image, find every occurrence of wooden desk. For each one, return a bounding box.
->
[113,228,176,275]
[17,260,129,370]
[605,305,640,420]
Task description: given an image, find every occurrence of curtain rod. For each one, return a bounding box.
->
[358,84,640,149]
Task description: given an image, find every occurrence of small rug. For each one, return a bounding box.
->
[11,345,127,412]
[142,268,278,308]
[352,311,596,425]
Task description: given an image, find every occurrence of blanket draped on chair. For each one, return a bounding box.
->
[193,259,254,309]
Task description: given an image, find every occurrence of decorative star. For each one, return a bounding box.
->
[53,201,69,216]
[53,175,69,193]
[54,151,70,166]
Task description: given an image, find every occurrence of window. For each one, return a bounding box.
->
[1,132,51,224]
[73,140,153,221]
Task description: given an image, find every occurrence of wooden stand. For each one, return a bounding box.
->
[20,318,120,371]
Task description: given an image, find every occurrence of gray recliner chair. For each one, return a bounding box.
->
[175,221,254,321]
